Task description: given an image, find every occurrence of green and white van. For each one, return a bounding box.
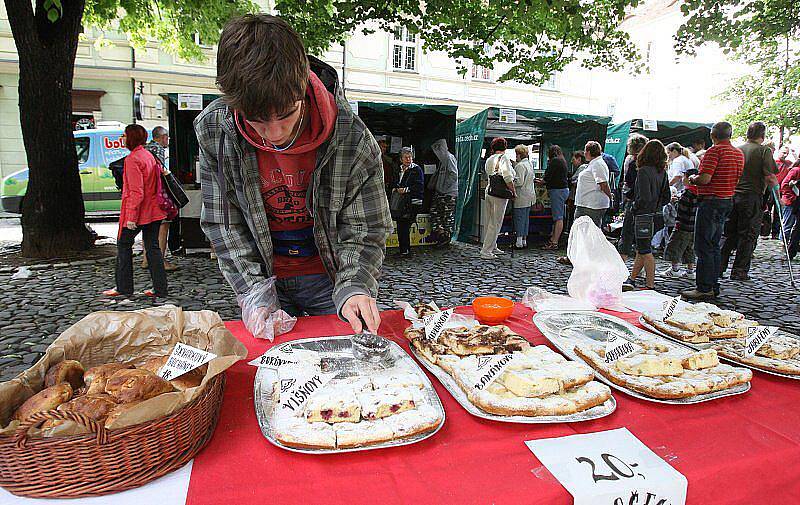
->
[1,123,161,214]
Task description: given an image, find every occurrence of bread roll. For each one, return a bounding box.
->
[104,369,174,403]
[84,362,134,395]
[57,394,118,421]
[44,360,85,390]
[14,383,73,421]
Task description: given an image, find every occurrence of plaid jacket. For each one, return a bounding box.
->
[193,57,391,316]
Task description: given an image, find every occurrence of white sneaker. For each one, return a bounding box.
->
[493,247,506,255]
[658,267,685,278]
[480,253,497,260]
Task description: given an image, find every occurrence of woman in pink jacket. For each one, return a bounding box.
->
[780,161,800,260]
[103,124,168,298]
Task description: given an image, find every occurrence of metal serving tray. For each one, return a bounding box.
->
[408,345,617,424]
[254,335,445,454]
[532,311,751,404]
[639,316,800,381]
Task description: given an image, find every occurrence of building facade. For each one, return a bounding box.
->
[0,0,743,180]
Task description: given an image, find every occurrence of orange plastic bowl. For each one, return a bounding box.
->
[472,296,515,325]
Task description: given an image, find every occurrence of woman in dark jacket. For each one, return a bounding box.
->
[618,133,648,261]
[538,145,569,249]
[393,146,425,256]
[624,139,671,291]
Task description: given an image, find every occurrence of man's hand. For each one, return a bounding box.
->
[125,221,137,230]
[341,294,381,333]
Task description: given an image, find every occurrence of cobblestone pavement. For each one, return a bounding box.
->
[0,237,797,381]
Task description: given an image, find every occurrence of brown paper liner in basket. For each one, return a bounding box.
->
[0,373,225,498]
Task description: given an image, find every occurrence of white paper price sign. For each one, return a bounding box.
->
[605,332,640,363]
[661,297,682,319]
[248,343,320,369]
[745,326,778,357]
[499,108,517,124]
[422,308,454,341]
[526,428,687,505]
[158,343,216,381]
[278,370,337,413]
[471,354,516,390]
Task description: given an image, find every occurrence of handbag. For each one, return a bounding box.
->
[487,157,514,199]
[161,170,189,209]
[389,191,412,220]
[156,173,179,221]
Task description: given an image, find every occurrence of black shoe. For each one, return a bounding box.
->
[681,288,716,300]
[730,271,750,281]
[622,278,636,292]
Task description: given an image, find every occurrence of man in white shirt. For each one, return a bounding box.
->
[574,141,611,228]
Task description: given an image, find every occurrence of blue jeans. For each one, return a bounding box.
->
[275,273,336,317]
[513,206,530,237]
[782,204,797,239]
[694,197,733,294]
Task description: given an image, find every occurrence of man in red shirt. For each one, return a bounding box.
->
[682,121,744,300]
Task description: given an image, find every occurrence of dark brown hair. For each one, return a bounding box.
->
[571,151,586,164]
[746,121,767,141]
[490,137,507,153]
[637,139,668,171]
[585,141,602,158]
[547,145,564,160]
[216,14,310,120]
[124,124,147,150]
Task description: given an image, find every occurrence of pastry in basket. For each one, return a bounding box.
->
[139,355,205,391]
[574,343,752,399]
[44,360,85,390]
[104,369,174,403]
[43,393,120,430]
[84,362,134,395]
[14,383,73,422]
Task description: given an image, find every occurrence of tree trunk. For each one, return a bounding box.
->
[4,0,93,258]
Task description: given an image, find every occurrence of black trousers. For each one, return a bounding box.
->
[116,220,168,296]
[396,218,414,253]
[720,192,763,275]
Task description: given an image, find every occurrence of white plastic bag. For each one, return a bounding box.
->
[567,216,630,310]
[237,277,297,341]
[520,287,596,312]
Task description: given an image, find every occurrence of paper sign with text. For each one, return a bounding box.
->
[661,297,682,319]
[158,343,216,381]
[422,308,454,341]
[605,333,641,363]
[526,427,687,505]
[278,370,338,413]
[249,344,321,369]
[470,354,516,390]
[499,108,517,124]
[177,93,203,110]
[745,326,778,357]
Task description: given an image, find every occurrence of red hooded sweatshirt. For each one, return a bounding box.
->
[235,71,337,278]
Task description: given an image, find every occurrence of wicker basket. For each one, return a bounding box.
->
[0,373,225,499]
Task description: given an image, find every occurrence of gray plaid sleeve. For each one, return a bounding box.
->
[196,128,266,296]
[332,128,392,312]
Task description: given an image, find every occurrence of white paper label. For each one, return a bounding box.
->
[499,108,517,124]
[662,297,682,319]
[278,370,338,413]
[642,119,658,131]
[745,326,778,357]
[526,428,687,505]
[348,100,359,115]
[158,343,216,380]
[390,136,403,153]
[249,344,321,369]
[177,93,203,110]
[471,354,516,390]
[605,332,640,363]
[422,308,454,341]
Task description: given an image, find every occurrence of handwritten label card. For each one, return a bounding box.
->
[249,344,321,369]
[745,326,779,357]
[605,332,641,364]
[526,428,687,505]
[471,354,516,390]
[422,308,454,341]
[278,369,338,413]
[662,297,682,319]
[158,343,216,380]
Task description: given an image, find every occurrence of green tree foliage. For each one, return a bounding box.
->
[676,0,800,143]
[276,0,643,85]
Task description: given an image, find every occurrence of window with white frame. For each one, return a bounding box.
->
[471,64,492,81]
[391,26,418,71]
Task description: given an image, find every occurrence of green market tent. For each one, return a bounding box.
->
[453,107,611,242]
[605,119,713,168]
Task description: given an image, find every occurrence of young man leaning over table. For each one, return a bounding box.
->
[193,14,391,338]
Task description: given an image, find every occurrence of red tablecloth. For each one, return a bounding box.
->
[186,305,800,504]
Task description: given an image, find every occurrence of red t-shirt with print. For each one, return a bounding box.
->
[235,71,338,278]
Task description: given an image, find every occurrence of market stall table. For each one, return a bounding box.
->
[4,305,798,504]
[185,305,800,504]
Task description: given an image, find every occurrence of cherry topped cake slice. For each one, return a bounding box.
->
[357,387,416,420]
[304,388,361,424]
